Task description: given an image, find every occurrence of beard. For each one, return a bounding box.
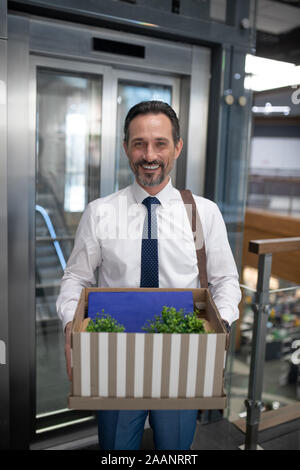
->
[131,158,171,187]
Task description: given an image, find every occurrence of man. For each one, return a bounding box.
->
[57,100,241,450]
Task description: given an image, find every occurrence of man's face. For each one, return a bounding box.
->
[123,113,183,191]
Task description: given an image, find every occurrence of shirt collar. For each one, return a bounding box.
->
[131,177,175,208]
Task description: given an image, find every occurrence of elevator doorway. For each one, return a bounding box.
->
[7,13,210,446]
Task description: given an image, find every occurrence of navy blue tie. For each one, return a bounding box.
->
[140,196,160,288]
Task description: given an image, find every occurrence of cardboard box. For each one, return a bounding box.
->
[68,288,228,410]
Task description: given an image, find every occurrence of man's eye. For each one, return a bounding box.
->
[134,142,143,147]
[157,141,166,147]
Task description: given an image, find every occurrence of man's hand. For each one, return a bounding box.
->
[222,319,231,334]
[65,321,73,381]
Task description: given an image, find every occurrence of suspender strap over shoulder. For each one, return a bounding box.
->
[179,189,208,289]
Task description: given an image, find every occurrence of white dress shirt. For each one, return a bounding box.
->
[56,178,241,331]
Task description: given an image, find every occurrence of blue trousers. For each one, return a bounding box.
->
[97,409,198,450]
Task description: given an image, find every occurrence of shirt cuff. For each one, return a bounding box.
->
[218,308,239,327]
[62,311,76,333]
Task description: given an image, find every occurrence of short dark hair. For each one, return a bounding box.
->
[124,100,180,145]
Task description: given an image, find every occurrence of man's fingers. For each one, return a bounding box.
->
[65,322,73,381]
[65,343,72,381]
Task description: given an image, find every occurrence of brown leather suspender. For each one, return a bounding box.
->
[179,189,208,289]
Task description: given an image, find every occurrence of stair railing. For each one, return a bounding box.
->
[35,204,66,271]
[244,236,300,450]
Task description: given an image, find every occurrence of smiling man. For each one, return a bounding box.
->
[57,100,241,450]
[123,106,183,193]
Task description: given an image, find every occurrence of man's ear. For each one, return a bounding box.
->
[174,138,183,160]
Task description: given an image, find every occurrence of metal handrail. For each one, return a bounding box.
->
[244,236,300,450]
[249,237,300,254]
[268,286,300,294]
[240,283,300,294]
[35,205,66,271]
[240,283,256,293]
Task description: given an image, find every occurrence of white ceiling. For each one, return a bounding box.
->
[256,0,300,34]
[210,0,300,34]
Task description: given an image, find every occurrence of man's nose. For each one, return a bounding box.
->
[144,143,156,161]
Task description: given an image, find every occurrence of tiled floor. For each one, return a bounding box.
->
[72,417,300,450]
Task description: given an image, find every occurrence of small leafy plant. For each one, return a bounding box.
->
[86,310,125,333]
[141,306,210,334]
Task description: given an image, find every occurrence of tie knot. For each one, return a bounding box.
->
[142,196,160,211]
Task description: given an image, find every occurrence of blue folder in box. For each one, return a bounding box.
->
[87,291,195,333]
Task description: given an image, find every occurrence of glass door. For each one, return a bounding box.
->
[31,58,104,431]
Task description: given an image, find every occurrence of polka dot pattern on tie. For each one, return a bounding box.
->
[140,197,160,288]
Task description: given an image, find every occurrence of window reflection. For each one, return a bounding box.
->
[65,113,87,212]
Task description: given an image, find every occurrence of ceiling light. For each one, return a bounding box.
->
[245,54,300,91]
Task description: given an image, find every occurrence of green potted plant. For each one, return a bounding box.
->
[141,306,213,334]
[85,310,125,333]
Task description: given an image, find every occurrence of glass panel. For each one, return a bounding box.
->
[228,278,300,425]
[115,81,172,191]
[35,68,102,416]
[245,55,300,218]
[233,53,300,430]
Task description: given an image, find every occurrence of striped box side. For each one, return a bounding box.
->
[203,334,217,397]
[134,333,145,397]
[213,334,227,396]
[73,331,226,399]
[98,333,109,397]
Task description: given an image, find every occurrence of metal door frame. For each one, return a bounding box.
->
[0,2,9,449]
[7,12,211,448]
